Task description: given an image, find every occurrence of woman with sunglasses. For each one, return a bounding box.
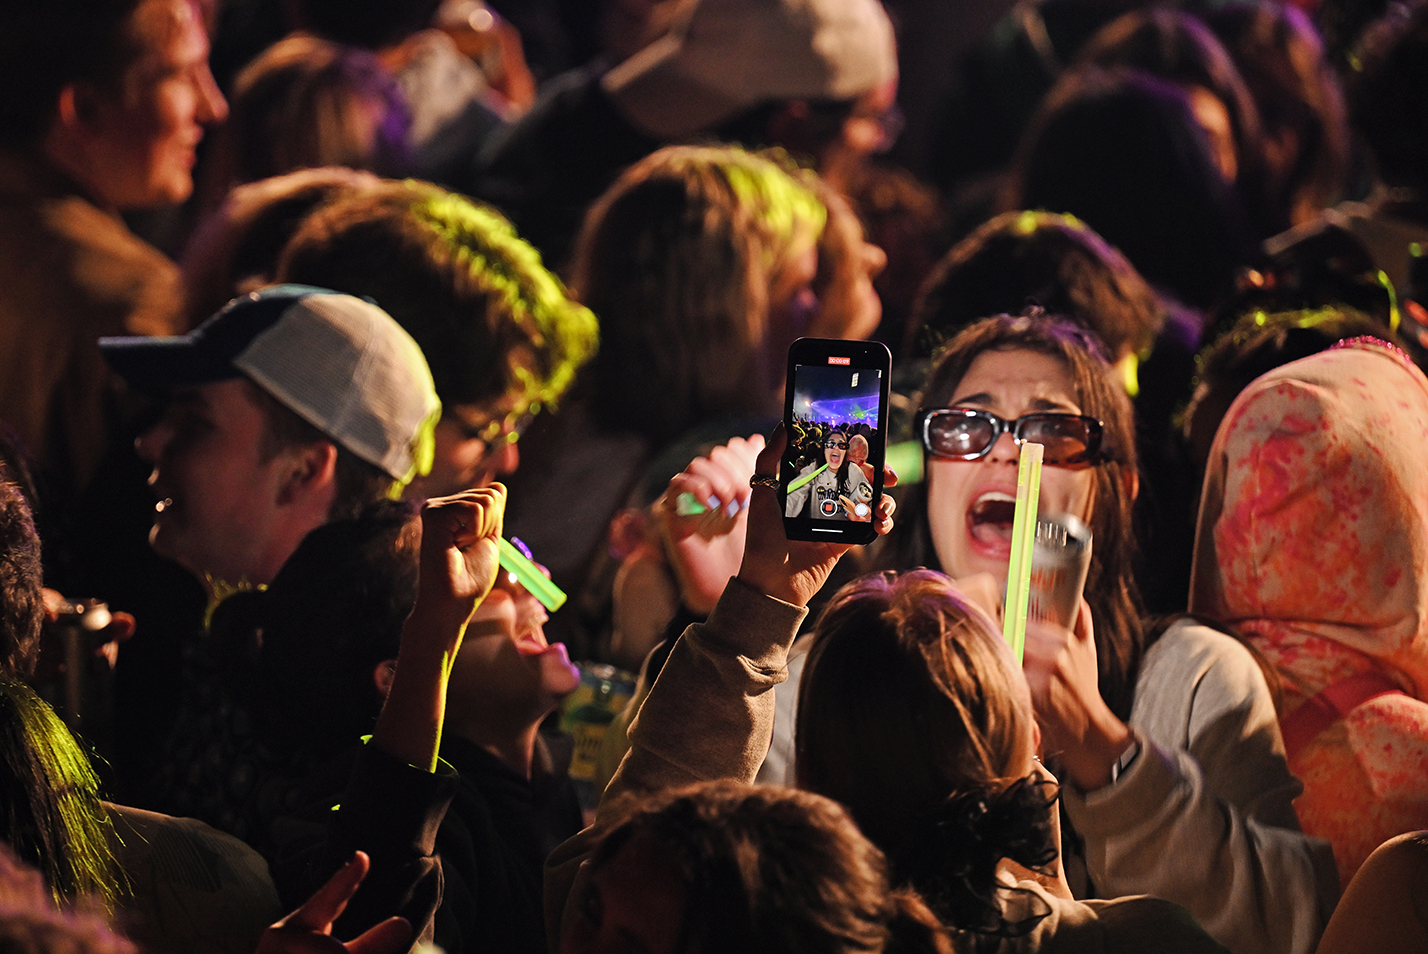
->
[785,428,873,521]
[882,313,1336,954]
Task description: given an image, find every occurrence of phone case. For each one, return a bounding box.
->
[781,338,892,544]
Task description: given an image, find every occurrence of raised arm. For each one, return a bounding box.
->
[323,488,506,942]
[545,429,896,947]
[371,487,505,771]
[1030,617,1339,954]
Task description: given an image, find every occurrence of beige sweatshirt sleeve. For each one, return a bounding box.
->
[1062,621,1339,954]
[544,578,806,950]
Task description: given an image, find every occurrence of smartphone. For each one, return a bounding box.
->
[780,338,892,544]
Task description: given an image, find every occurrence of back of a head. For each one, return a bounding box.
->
[1205,1,1350,227]
[278,179,598,413]
[1008,65,1255,310]
[219,34,411,186]
[1348,0,1428,193]
[181,167,380,325]
[1079,7,1264,184]
[796,571,1055,935]
[0,844,133,954]
[571,145,826,443]
[0,0,143,149]
[1183,306,1389,467]
[293,0,442,49]
[909,210,1164,362]
[591,780,956,954]
[0,481,43,680]
[1190,337,1428,691]
[600,0,898,142]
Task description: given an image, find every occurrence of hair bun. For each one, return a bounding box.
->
[897,774,1059,936]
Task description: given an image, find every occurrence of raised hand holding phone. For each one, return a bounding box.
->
[739,425,896,608]
[780,338,891,545]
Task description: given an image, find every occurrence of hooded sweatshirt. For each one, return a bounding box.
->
[1191,338,1428,885]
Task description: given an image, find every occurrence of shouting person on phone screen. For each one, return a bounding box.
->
[785,428,871,522]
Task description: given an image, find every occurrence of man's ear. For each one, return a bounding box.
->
[373,659,397,698]
[277,441,338,506]
[55,82,104,131]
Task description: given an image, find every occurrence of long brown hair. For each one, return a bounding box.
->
[570,146,826,444]
[796,571,1057,942]
[881,313,1145,719]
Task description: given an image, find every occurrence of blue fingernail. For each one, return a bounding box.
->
[707,495,721,510]
[726,499,740,517]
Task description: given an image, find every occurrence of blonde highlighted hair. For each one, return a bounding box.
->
[572,145,827,442]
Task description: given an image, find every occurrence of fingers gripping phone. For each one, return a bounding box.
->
[781,338,892,544]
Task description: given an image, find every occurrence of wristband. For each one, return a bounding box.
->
[1109,738,1141,784]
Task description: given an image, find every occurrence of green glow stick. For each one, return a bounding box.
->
[498,537,567,612]
[884,440,923,484]
[674,492,708,516]
[788,462,833,491]
[787,463,828,492]
[1002,442,1043,663]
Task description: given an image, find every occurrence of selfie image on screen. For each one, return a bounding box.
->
[784,364,883,523]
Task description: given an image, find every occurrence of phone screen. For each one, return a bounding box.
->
[781,340,890,543]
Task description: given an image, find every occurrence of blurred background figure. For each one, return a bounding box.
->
[503,145,881,657]
[469,0,899,268]
[1004,65,1258,318]
[193,35,413,218]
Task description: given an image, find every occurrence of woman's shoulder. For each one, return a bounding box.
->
[1139,619,1270,700]
[1077,894,1232,953]
[1000,879,1228,953]
[1132,618,1277,749]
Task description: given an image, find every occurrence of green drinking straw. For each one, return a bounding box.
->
[1002,442,1043,663]
[498,537,567,612]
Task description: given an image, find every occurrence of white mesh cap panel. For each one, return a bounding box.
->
[234,294,440,479]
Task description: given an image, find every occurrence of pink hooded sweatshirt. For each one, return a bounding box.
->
[1191,339,1428,886]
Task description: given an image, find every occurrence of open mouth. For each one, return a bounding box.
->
[513,615,553,657]
[967,492,1016,549]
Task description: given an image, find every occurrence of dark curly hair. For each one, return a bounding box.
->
[589,780,956,954]
[0,481,44,679]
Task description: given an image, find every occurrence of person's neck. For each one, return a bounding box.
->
[455,719,542,779]
[40,134,114,211]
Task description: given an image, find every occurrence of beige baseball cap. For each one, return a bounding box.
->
[602,0,898,140]
[101,285,441,483]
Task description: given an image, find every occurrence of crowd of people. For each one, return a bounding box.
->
[1,0,1427,951]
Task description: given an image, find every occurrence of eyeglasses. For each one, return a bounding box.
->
[451,404,538,456]
[917,409,1108,467]
[824,438,849,450]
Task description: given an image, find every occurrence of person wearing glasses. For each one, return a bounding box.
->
[785,428,873,521]
[881,312,1337,954]
[275,177,600,499]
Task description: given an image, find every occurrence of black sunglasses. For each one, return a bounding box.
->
[823,438,850,450]
[917,409,1108,467]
